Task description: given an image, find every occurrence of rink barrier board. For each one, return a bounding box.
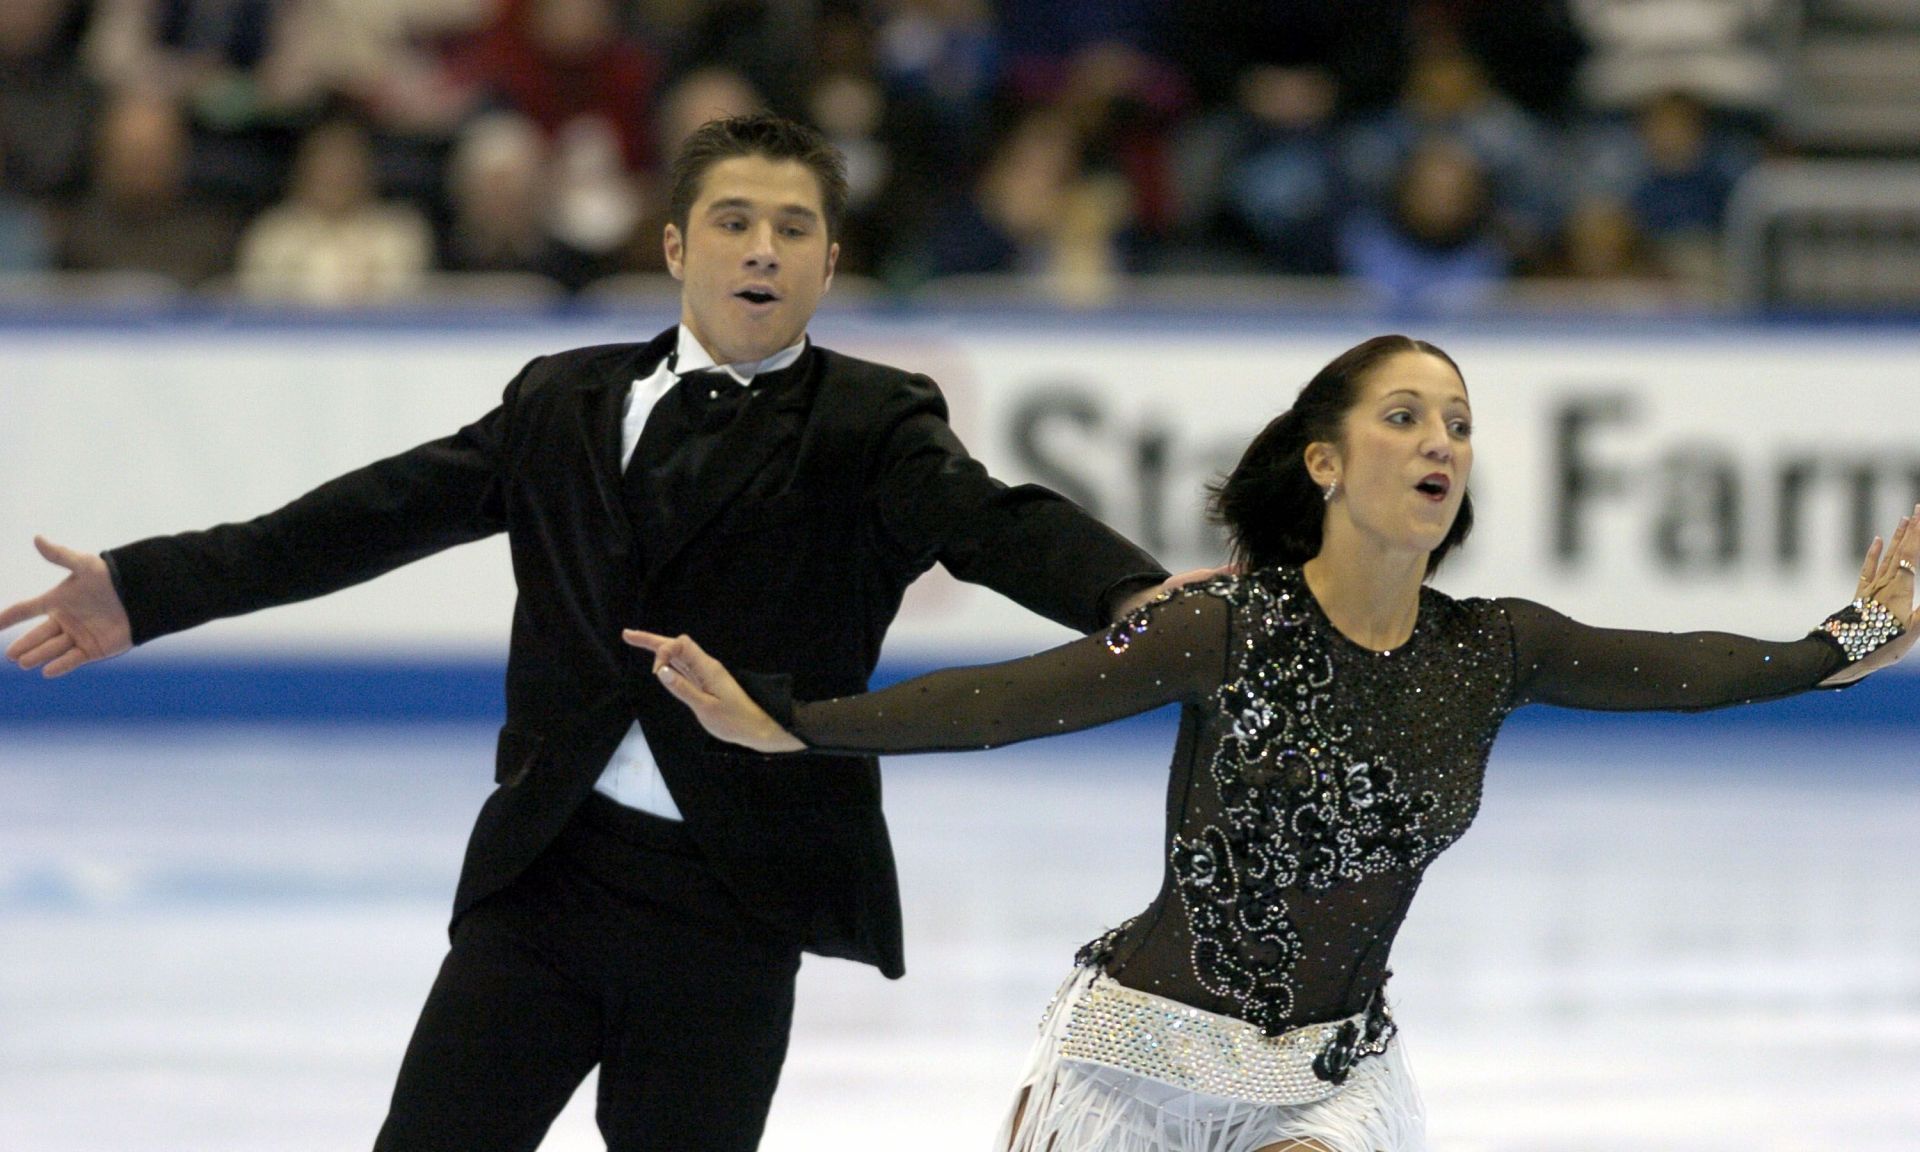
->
[6,310,1920,731]
[8,312,1920,651]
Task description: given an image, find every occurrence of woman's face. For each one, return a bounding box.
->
[1312,350,1473,556]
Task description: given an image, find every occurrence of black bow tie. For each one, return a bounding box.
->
[671,365,751,433]
[667,352,804,432]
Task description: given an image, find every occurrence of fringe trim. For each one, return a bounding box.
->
[998,969,1428,1152]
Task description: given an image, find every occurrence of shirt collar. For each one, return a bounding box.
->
[672,325,807,387]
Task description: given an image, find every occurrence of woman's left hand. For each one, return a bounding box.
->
[1821,504,1920,685]
[621,629,806,752]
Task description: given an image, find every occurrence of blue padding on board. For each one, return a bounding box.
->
[1499,668,1920,733]
[0,652,1912,733]
[1,656,1915,730]
[0,657,508,723]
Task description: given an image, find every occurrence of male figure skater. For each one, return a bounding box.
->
[1,115,1174,1151]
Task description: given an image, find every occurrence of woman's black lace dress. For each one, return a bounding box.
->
[765,567,1848,1041]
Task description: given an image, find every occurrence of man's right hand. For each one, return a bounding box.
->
[1,536,133,677]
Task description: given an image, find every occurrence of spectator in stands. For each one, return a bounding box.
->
[62,89,242,288]
[84,0,276,108]
[235,116,433,305]
[1161,2,1404,274]
[0,125,54,274]
[1169,0,1411,121]
[1341,44,1562,270]
[83,0,289,205]
[925,108,1130,304]
[667,0,811,115]
[983,38,1189,268]
[441,110,563,283]
[1577,87,1759,289]
[244,0,490,216]
[254,0,492,135]
[923,113,1054,279]
[989,3,1189,263]
[656,67,766,177]
[875,0,1002,165]
[1558,195,1663,282]
[0,0,97,200]
[808,70,891,279]
[1339,136,1510,313]
[452,0,663,176]
[1219,65,1346,275]
[802,6,945,283]
[1561,4,1772,299]
[540,115,645,291]
[437,0,663,291]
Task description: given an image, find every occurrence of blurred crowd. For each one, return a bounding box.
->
[0,0,1802,309]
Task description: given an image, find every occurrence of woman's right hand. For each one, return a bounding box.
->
[622,629,806,753]
[1821,504,1920,685]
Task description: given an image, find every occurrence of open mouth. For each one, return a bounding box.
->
[735,288,778,305]
[1415,474,1451,499]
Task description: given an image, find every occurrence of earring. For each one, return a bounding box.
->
[1323,480,1338,503]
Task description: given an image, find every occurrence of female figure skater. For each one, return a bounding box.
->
[627,335,1918,1152]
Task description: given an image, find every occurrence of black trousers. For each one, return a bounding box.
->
[373,795,805,1152]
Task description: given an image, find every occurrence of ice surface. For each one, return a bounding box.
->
[2,723,1918,1151]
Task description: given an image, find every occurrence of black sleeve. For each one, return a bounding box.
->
[103,366,523,646]
[1502,598,1849,712]
[783,587,1232,755]
[864,373,1167,632]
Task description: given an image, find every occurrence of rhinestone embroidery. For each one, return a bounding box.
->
[1056,971,1361,1105]
[1086,568,1514,1045]
[1105,590,1173,654]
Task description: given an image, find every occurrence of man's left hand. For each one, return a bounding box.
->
[1113,566,1235,621]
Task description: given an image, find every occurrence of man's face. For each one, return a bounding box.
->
[664,155,838,365]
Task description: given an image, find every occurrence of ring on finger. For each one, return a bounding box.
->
[1901,559,1918,575]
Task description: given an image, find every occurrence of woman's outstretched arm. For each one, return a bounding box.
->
[627,585,1233,755]
[1508,507,1918,711]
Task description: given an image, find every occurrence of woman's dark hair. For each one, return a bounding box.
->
[1207,334,1474,577]
[668,113,849,242]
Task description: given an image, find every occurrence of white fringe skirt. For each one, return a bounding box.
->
[996,968,1427,1152]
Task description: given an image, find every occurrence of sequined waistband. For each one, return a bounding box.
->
[1049,969,1394,1107]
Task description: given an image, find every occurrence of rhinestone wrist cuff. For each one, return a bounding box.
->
[1819,598,1906,664]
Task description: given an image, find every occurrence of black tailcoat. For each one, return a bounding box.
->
[104,329,1164,977]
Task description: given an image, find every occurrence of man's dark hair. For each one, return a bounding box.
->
[668,113,849,241]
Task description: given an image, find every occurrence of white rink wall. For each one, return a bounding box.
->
[4,312,1920,662]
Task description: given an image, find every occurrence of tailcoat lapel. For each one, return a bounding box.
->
[576,329,677,558]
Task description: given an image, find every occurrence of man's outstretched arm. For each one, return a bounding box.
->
[1,536,133,678]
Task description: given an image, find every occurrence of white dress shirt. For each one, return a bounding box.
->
[592,326,808,819]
